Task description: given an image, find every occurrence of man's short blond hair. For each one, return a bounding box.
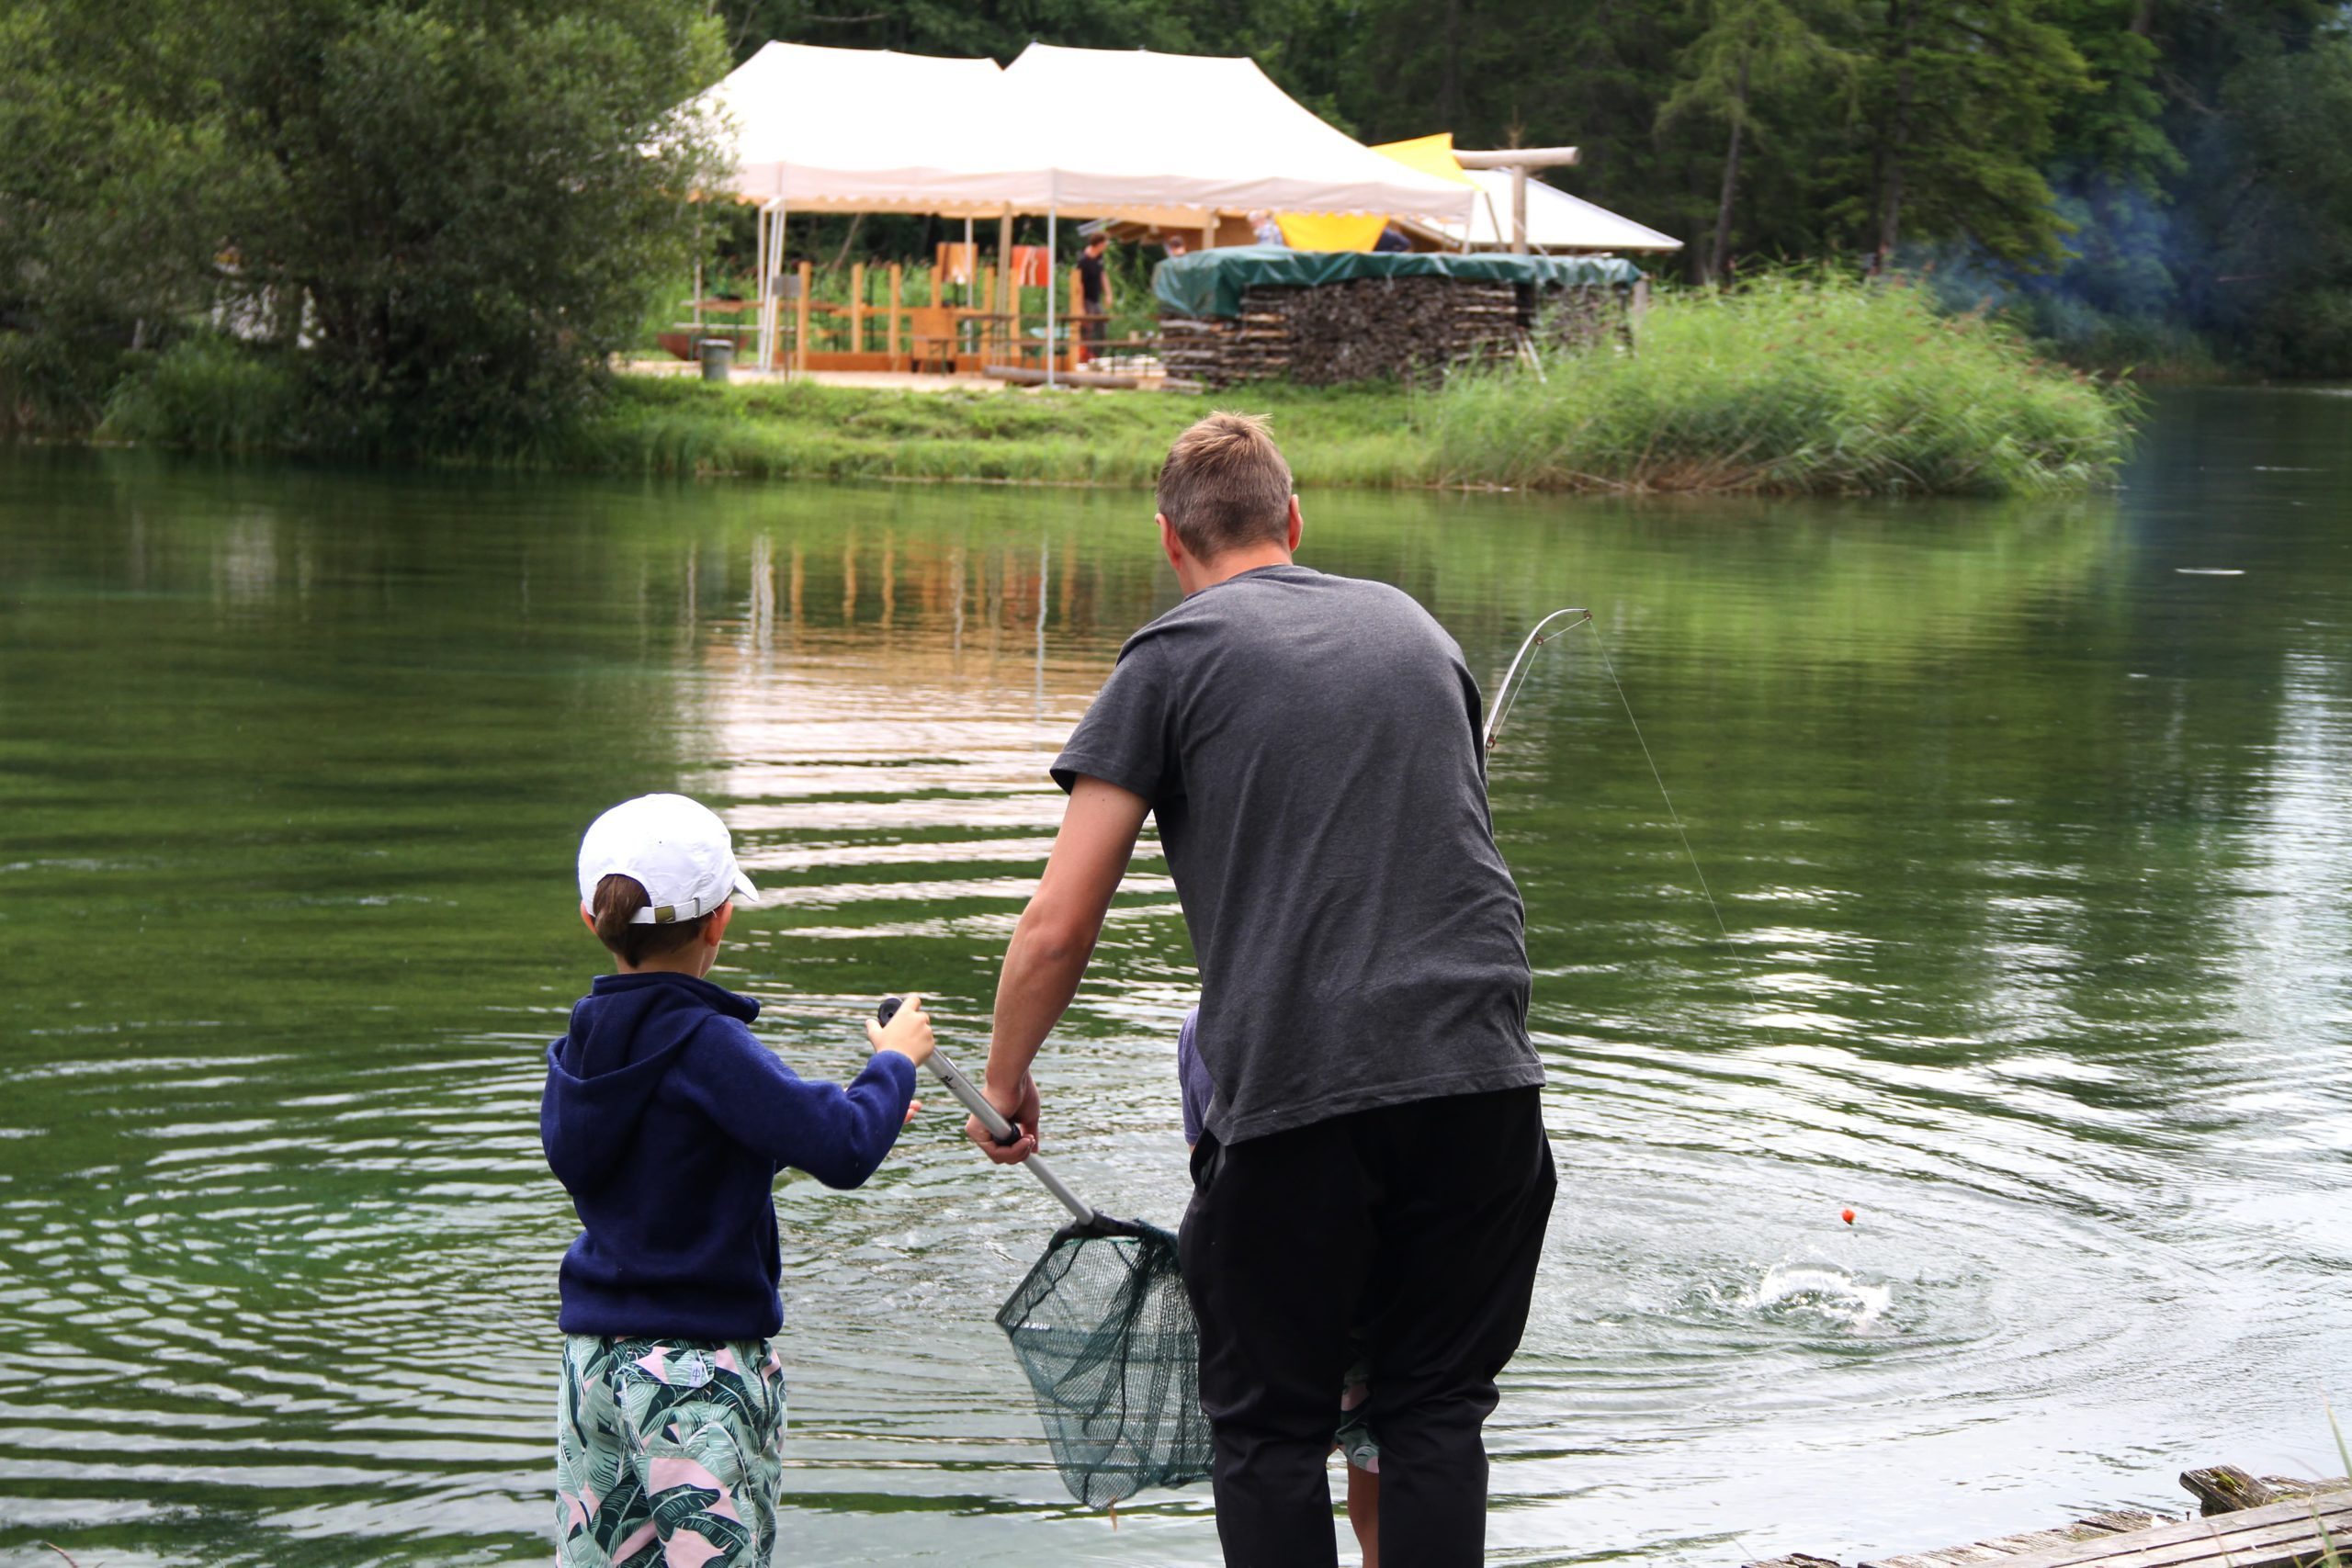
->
[1156,412,1293,561]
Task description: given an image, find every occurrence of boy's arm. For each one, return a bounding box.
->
[971,775,1150,1165]
[683,1022,917,1190]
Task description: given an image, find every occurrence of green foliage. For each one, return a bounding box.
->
[1429,274,2132,495]
[100,336,306,452]
[212,0,730,449]
[1,0,727,451]
[0,333,130,436]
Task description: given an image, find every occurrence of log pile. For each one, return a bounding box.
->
[1159,276,1631,389]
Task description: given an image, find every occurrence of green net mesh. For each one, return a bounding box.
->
[992,1213,1215,1507]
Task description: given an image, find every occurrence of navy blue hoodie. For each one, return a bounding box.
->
[540,971,916,1340]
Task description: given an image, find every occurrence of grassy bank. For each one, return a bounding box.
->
[65,273,2134,496]
[547,376,1433,487]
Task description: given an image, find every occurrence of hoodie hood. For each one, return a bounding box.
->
[541,971,760,1195]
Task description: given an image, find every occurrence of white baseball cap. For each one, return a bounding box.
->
[577,794,759,925]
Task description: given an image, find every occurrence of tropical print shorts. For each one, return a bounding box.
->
[555,1334,787,1567]
[1337,1363,1379,1474]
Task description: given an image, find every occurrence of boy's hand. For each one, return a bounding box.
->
[867,994,936,1069]
[903,1100,924,1126]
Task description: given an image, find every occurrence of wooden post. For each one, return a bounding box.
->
[1453,148,1580,254]
[997,209,1015,361]
[850,262,865,355]
[795,260,812,376]
[1202,220,1216,253]
[888,263,902,367]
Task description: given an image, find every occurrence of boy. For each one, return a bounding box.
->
[543,792,933,1566]
[1178,1005,1381,1567]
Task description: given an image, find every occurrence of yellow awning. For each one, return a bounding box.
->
[1274,212,1388,251]
[1275,134,1476,250]
[1370,132,1477,186]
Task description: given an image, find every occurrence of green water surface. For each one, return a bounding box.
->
[1,389,2346,1566]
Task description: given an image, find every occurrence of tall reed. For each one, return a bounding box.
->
[1430,271,2136,497]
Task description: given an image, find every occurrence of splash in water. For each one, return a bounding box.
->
[1738,1261,1894,1334]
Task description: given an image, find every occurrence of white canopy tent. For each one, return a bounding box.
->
[1447,170,1683,254]
[692,43,1044,369]
[702,42,1035,211]
[695,41,1480,378]
[995,44,1478,230]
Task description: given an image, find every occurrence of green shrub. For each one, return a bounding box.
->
[100,336,305,452]
[0,330,128,435]
[1430,272,2137,496]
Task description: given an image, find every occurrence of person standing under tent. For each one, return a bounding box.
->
[966,412,1556,1568]
[1074,232,1113,363]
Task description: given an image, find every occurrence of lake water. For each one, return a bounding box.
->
[2,389,2347,1567]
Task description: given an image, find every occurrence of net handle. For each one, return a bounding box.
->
[879,997,1099,1225]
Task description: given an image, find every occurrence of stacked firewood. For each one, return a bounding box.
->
[1159,276,1630,389]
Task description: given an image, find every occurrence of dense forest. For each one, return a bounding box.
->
[2,0,2345,453]
[725,0,2352,377]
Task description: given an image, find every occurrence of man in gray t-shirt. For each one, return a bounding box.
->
[970,412,1555,1568]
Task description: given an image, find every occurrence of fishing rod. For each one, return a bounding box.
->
[1485,606,1592,751]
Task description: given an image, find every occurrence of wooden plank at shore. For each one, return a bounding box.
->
[1949,1493,2352,1568]
[1862,1511,2174,1565]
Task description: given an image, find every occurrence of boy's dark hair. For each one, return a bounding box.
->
[590,874,712,967]
[1155,411,1293,561]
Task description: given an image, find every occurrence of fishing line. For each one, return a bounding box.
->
[1579,617,1736,943]
[1488,606,1737,947]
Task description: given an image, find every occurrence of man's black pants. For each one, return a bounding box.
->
[1178,1087,1555,1567]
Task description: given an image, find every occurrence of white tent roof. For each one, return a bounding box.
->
[1449,169,1683,253]
[700,41,1477,227]
[999,46,1475,226]
[701,43,1047,214]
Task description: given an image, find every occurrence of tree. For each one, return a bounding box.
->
[1839,0,2091,270]
[0,4,267,427]
[203,0,729,447]
[1659,0,1858,281]
[0,0,726,446]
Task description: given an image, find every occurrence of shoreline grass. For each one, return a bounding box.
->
[70,273,2137,497]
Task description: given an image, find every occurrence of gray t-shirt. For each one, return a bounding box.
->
[1054,564,1541,1144]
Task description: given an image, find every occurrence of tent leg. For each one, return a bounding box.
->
[754,205,768,371]
[1045,203,1057,388]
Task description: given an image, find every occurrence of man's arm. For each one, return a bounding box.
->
[969,774,1151,1164]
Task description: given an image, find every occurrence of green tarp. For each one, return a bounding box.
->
[1152,245,1644,320]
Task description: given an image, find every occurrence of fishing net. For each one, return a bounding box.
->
[993,1212,1214,1507]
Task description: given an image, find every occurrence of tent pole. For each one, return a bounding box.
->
[1045,201,1057,388]
[774,204,790,370]
[963,217,974,306]
[755,200,773,373]
[1512,165,1529,255]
